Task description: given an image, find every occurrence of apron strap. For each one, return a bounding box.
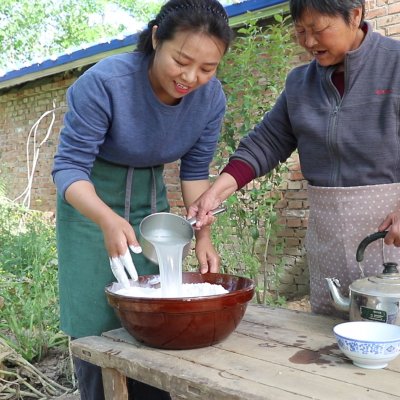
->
[124,167,135,222]
[124,166,158,222]
[151,167,157,214]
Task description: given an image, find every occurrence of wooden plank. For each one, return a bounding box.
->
[242,305,343,336]
[102,368,128,400]
[163,339,399,399]
[73,333,400,399]
[236,305,400,372]
[72,305,400,400]
[102,306,400,399]
[71,336,308,400]
[212,332,400,397]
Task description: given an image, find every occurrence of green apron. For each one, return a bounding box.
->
[56,158,169,338]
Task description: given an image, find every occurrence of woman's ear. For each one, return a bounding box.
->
[352,6,363,28]
[152,25,158,50]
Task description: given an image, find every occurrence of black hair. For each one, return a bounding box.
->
[289,0,365,27]
[137,0,234,56]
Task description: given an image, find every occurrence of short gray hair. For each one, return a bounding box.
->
[289,0,365,27]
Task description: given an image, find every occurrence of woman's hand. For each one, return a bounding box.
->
[186,173,238,229]
[187,190,222,229]
[182,175,237,273]
[65,180,141,284]
[100,212,140,285]
[195,228,220,273]
[379,210,400,247]
[99,211,141,258]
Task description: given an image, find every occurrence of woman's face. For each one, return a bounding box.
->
[149,29,225,105]
[294,7,364,68]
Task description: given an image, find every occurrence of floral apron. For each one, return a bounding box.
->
[56,158,169,338]
[306,183,400,317]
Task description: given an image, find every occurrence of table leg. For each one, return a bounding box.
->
[101,367,128,400]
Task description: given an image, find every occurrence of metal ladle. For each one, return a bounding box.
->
[139,206,226,265]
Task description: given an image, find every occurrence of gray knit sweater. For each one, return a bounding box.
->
[52,52,226,198]
[232,22,400,187]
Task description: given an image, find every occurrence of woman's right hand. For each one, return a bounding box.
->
[100,212,140,285]
[100,212,141,258]
[187,172,238,228]
[379,209,400,247]
[65,180,141,284]
[187,190,222,229]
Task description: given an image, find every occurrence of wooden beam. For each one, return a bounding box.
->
[102,367,129,400]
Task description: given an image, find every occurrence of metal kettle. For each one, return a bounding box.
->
[326,231,400,325]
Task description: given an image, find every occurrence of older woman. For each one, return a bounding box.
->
[188,0,400,317]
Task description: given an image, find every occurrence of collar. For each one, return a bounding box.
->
[316,21,376,77]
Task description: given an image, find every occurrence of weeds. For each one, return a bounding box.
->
[0,194,67,363]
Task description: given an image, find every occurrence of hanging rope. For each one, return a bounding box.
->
[13,101,62,209]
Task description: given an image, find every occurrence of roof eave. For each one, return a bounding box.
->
[0,0,288,90]
[229,0,289,26]
[0,36,139,90]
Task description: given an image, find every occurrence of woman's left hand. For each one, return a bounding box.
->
[181,179,222,272]
[195,230,221,273]
[379,210,400,246]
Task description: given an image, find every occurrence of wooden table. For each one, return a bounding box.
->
[71,304,400,400]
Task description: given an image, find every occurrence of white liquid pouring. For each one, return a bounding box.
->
[115,228,228,298]
[151,235,187,297]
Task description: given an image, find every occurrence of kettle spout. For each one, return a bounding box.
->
[325,278,350,312]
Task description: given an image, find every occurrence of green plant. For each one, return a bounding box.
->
[0,193,67,362]
[0,0,165,69]
[207,16,296,305]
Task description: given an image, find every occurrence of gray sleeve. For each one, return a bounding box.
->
[52,71,110,198]
[231,90,297,178]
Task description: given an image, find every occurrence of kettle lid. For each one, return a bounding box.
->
[351,262,400,297]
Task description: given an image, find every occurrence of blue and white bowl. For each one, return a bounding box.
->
[333,321,400,369]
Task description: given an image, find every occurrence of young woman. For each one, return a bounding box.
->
[188,0,400,318]
[52,1,233,398]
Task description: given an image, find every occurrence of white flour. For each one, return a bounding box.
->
[115,282,229,298]
[114,220,229,299]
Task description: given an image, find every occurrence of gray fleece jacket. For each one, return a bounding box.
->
[232,22,400,187]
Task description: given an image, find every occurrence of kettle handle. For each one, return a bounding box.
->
[356,231,388,262]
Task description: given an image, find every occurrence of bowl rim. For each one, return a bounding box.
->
[105,272,255,302]
[333,321,400,343]
[334,333,400,346]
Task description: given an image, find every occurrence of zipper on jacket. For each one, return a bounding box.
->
[327,105,340,186]
[326,68,342,186]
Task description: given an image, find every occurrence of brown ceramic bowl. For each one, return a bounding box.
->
[105,272,255,350]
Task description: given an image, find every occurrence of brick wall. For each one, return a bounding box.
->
[0,72,73,208]
[1,0,399,298]
[366,0,400,37]
[0,69,186,212]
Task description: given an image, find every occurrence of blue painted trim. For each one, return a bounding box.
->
[1,33,140,82]
[0,0,286,85]
[225,0,286,17]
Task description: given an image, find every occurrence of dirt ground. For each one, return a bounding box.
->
[285,294,311,312]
